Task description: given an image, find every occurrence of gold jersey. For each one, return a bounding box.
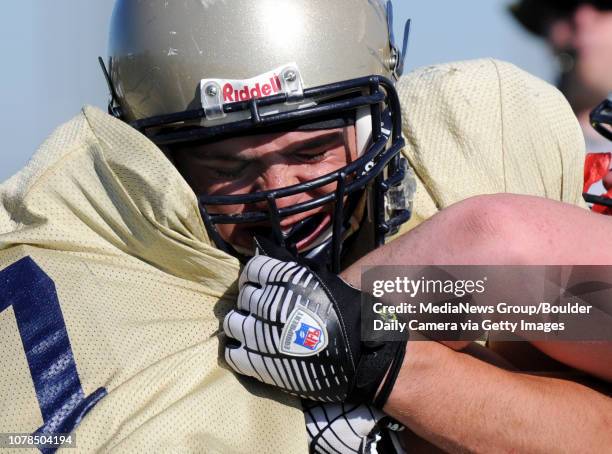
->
[0,106,307,453]
[395,59,586,236]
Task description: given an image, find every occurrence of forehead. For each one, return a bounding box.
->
[194,127,350,156]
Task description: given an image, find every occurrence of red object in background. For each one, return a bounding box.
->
[584,152,612,215]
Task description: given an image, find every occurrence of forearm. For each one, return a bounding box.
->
[339,194,612,452]
[343,194,612,378]
[385,341,612,454]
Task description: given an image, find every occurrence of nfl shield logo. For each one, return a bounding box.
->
[294,323,322,350]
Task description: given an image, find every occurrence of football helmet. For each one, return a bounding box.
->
[103,0,414,272]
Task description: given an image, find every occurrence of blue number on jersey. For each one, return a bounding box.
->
[0,257,106,451]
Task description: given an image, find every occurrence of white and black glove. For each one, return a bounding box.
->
[304,401,405,454]
[223,237,407,408]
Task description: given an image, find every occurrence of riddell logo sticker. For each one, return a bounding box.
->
[200,63,298,105]
[280,305,328,357]
[223,75,282,102]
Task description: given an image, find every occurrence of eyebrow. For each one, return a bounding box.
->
[284,131,344,155]
[200,131,344,161]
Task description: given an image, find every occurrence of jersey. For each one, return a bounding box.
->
[393,58,587,237]
[0,106,308,453]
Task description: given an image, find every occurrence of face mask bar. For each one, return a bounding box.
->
[585,95,612,208]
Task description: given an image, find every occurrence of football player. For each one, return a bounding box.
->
[0,0,599,453]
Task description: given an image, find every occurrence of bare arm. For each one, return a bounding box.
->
[345,193,612,275]
[384,341,612,454]
[341,193,612,453]
[344,193,612,378]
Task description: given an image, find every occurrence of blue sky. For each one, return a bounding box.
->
[0,0,555,182]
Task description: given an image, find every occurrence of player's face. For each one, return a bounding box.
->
[172,126,358,251]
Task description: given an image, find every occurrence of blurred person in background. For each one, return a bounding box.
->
[510,0,612,152]
[511,1,612,208]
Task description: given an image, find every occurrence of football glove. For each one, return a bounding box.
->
[223,237,407,408]
[304,401,405,454]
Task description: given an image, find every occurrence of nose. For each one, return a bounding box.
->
[253,164,304,209]
[259,164,297,190]
[255,161,308,192]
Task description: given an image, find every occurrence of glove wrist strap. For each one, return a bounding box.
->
[372,340,407,410]
[348,340,406,406]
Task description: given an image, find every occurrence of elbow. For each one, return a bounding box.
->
[445,194,536,265]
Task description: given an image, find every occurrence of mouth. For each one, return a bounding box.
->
[293,212,332,250]
[249,211,332,252]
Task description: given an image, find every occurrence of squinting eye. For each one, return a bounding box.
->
[205,162,249,179]
[296,150,329,162]
[212,168,244,179]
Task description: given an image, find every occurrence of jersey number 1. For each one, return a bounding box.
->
[0,257,106,449]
